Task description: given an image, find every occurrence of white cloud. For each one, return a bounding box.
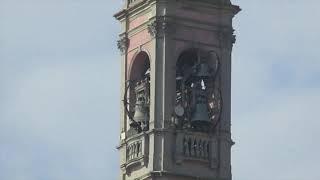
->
[232,88,320,180]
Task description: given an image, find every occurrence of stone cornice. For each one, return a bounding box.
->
[114,0,155,21]
[181,0,241,15]
[114,0,240,22]
[141,170,228,180]
[117,128,176,149]
[124,14,234,39]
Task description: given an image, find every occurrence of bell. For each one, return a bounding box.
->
[191,90,210,128]
[133,95,147,123]
[191,103,210,127]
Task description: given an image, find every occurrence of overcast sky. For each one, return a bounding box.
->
[0,0,319,180]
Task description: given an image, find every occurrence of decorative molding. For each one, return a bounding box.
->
[231,34,236,44]
[175,131,219,169]
[147,21,157,37]
[218,29,236,49]
[117,36,129,54]
[147,17,174,38]
[121,133,149,175]
[114,0,156,21]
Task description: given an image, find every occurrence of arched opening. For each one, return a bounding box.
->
[174,49,222,132]
[126,51,150,135]
[129,52,150,81]
[176,49,199,91]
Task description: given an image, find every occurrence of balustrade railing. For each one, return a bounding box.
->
[175,131,219,168]
[123,133,148,171]
[182,135,210,160]
[126,140,143,161]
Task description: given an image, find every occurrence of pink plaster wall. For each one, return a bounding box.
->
[128,29,151,52]
[127,51,135,70]
[129,15,148,31]
[126,29,152,78]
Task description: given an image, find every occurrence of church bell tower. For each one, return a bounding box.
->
[114,0,240,179]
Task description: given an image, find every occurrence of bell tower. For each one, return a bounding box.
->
[115,0,240,180]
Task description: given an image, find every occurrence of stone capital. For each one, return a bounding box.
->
[147,17,174,38]
[117,36,129,54]
[218,29,236,50]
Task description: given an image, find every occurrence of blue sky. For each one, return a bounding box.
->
[0,0,319,180]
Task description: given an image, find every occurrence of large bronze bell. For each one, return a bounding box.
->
[191,86,210,128]
[191,102,210,127]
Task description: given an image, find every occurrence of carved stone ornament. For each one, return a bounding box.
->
[147,17,173,38]
[117,36,129,53]
[218,29,236,49]
[147,21,157,37]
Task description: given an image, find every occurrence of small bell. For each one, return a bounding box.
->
[133,94,147,123]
